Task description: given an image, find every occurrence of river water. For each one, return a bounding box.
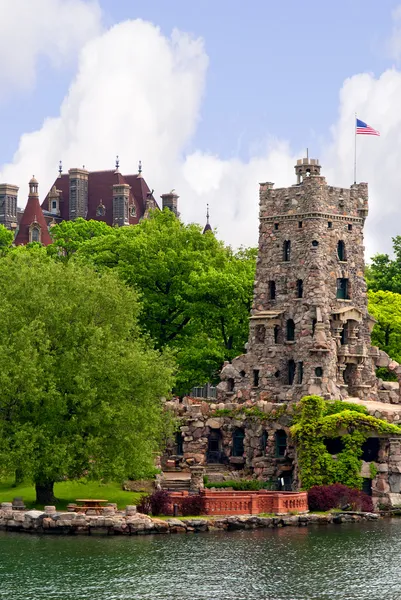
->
[0,520,400,600]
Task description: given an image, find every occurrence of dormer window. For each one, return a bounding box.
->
[30,225,40,243]
[96,202,106,217]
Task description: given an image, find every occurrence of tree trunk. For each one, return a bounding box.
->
[35,481,56,505]
[13,468,24,487]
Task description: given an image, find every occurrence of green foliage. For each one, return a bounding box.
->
[74,210,256,394]
[323,400,368,416]
[370,462,378,479]
[376,367,398,382]
[366,237,401,294]
[212,404,290,421]
[48,218,114,260]
[368,290,401,363]
[204,479,268,491]
[291,396,401,490]
[0,248,175,498]
[0,224,13,254]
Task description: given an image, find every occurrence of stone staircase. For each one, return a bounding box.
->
[161,472,191,492]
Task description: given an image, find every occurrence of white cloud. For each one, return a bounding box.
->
[0,0,102,97]
[2,14,401,258]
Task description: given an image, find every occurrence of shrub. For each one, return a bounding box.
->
[180,494,206,516]
[137,490,172,516]
[204,479,266,491]
[308,484,374,512]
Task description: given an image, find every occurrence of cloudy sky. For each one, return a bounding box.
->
[1,0,400,258]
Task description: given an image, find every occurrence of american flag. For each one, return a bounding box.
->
[356,118,380,136]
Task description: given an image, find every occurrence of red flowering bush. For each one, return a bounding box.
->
[308,483,373,512]
[180,494,206,516]
[137,490,172,516]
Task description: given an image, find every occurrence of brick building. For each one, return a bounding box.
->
[1,161,182,245]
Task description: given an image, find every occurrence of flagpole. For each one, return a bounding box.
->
[354,112,357,184]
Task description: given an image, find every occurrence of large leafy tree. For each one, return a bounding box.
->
[366,236,401,294]
[47,217,114,260]
[368,290,401,364]
[74,210,256,393]
[0,248,174,503]
[0,224,13,254]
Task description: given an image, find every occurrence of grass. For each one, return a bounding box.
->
[0,479,143,511]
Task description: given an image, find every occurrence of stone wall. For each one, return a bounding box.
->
[164,397,296,487]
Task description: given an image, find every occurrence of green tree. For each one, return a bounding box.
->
[368,289,401,363]
[0,224,13,254]
[0,248,174,504]
[367,236,401,293]
[48,217,114,260]
[75,210,256,393]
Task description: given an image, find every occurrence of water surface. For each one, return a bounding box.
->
[0,520,400,600]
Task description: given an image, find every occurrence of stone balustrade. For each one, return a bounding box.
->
[169,490,308,515]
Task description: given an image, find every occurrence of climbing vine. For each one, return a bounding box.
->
[212,404,293,422]
[291,395,401,490]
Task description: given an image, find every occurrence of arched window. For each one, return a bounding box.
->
[232,429,245,457]
[260,431,268,456]
[297,279,303,298]
[288,359,296,385]
[286,319,295,341]
[269,280,276,300]
[274,325,280,344]
[283,240,291,261]
[275,430,287,457]
[337,240,346,261]
[30,226,40,243]
[255,325,266,343]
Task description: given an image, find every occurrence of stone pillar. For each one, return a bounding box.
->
[189,465,205,492]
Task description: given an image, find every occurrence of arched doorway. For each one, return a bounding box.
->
[207,429,223,463]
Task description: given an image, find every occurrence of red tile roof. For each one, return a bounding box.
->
[42,170,159,227]
[14,189,52,246]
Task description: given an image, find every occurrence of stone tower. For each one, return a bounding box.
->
[0,183,18,230]
[68,168,89,220]
[219,157,379,403]
[161,191,179,216]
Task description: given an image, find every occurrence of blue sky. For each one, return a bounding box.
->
[2,0,398,165]
[1,0,401,255]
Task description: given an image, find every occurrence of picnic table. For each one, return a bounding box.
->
[75,499,109,514]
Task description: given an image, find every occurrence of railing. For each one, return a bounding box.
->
[169,490,308,516]
[191,383,217,399]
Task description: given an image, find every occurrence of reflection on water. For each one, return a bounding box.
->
[0,520,400,600]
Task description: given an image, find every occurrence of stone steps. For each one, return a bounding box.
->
[161,479,191,491]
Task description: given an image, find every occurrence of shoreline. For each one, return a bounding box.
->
[0,505,381,535]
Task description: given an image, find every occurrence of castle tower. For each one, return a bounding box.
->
[68,168,89,220]
[219,157,377,403]
[0,183,18,230]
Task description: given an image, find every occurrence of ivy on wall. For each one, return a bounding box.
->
[291,396,401,490]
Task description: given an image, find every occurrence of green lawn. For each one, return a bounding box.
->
[0,479,143,511]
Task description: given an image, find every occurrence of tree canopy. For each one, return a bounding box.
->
[366,236,401,294]
[0,248,174,503]
[48,217,114,260]
[72,210,256,394]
